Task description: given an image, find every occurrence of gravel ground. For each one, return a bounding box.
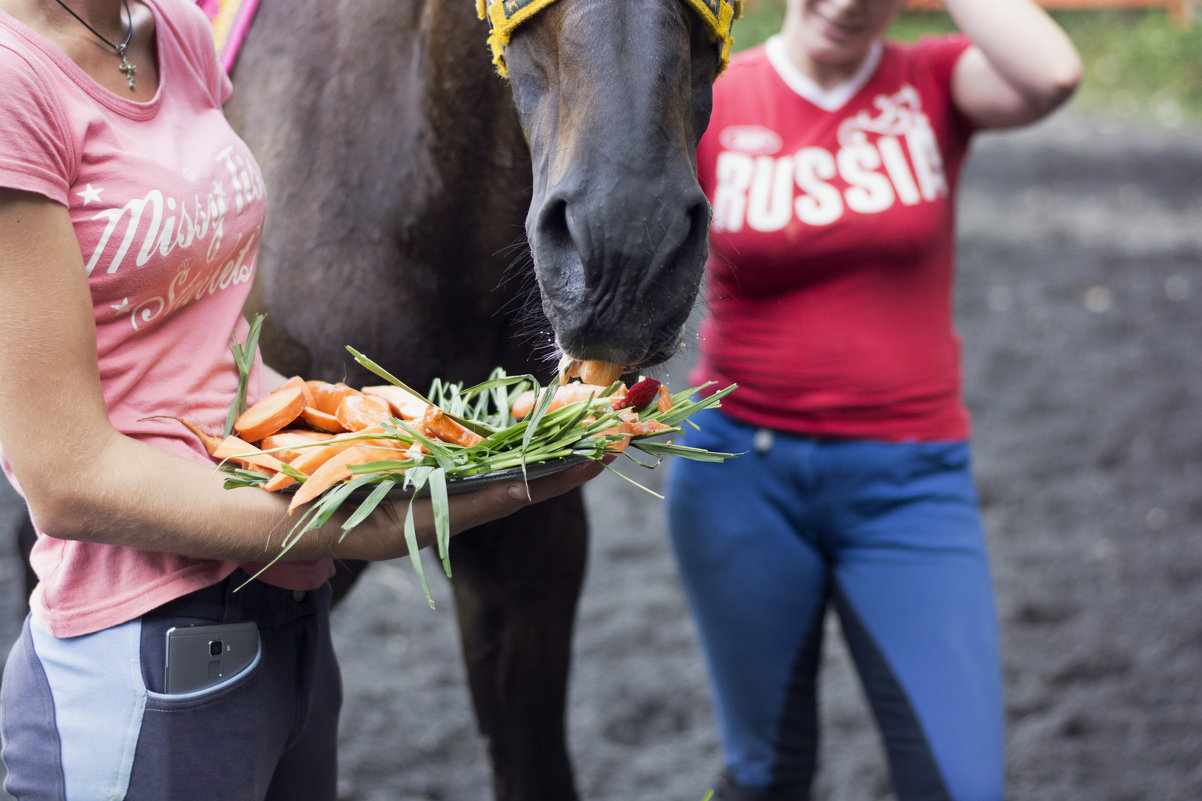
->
[1,106,1200,801]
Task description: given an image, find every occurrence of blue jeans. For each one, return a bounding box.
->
[1,573,341,801]
[666,409,1004,801]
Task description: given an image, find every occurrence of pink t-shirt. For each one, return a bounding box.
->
[0,0,332,637]
[693,35,976,442]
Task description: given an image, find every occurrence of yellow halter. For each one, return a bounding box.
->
[475,0,743,80]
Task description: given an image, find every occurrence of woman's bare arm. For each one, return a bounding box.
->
[0,189,600,564]
[942,0,1083,129]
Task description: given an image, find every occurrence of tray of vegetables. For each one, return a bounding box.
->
[165,316,737,604]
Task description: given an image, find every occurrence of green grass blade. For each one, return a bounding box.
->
[633,441,740,462]
[602,461,665,499]
[427,468,452,577]
[341,478,397,535]
[402,469,436,609]
[224,313,265,436]
[346,346,432,402]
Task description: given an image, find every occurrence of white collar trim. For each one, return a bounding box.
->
[765,35,883,112]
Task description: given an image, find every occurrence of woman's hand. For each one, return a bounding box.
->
[344,458,612,561]
[371,460,607,558]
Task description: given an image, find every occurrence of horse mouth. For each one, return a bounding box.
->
[533,192,707,377]
[555,323,688,377]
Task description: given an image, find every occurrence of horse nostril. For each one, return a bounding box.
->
[535,195,595,291]
[538,197,569,256]
[638,190,709,295]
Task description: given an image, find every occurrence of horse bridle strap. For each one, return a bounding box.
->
[476,0,743,80]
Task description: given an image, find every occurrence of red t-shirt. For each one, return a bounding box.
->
[692,34,976,441]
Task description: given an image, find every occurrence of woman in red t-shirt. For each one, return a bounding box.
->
[666,1,1080,799]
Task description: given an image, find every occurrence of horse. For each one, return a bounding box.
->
[222,1,740,798]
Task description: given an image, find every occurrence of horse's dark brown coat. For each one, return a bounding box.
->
[223,2,721,800]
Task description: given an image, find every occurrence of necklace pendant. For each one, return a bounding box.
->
[116,45,137,91]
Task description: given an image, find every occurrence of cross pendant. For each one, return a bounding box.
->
[116,45,137,91]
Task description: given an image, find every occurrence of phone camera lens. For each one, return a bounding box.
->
[209,640,224,657]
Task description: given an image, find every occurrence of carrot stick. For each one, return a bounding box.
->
[286,446,372,512]
[212,435,286,473]
[234,383,306,443]
[260,425,390,492]
[261,471,299,493]
[286,444,403,513]
[258,430,336,462]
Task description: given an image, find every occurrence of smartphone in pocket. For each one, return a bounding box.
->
[164,621,259,693]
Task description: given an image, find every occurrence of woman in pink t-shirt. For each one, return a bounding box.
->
[665,1,1081,800]
[0,1,602,797]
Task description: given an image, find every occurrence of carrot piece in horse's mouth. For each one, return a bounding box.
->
[559,358,625,387]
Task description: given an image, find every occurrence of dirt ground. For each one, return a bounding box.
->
[1,105,1200,801]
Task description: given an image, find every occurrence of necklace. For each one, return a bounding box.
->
[51,0,137,91]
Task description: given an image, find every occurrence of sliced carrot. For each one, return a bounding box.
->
[261,438,354,493]
[212,435,286,473]
[305,381,359,415]
[626,419,672,437]
[593,421,632,454]
[300,406,347,433]
[656,383,674,413]
[335,393,393,432]
[261,470,300,493]
[286,444,406,513]
[261,425,390,492]
[510,383,612,419]
[420,407,484,447]
[286,445,372,512]
[234,383,306,443]
[361,384,430,421]
[275,375,315,408]
[258,430,336,462]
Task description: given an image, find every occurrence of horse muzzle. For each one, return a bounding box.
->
[531,169,710,371]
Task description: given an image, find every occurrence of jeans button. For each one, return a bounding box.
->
[293,590,306,602]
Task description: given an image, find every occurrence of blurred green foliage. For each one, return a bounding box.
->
[730,1,1202,126]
